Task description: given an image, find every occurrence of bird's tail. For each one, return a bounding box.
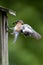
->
[31,30,42,40]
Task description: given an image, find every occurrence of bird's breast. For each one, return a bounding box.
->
[14,25,22,32]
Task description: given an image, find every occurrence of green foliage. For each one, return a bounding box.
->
[0,0,43,65]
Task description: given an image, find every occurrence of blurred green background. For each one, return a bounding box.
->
[0,0,43,65]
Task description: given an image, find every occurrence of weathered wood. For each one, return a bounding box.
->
[0,6,16,65]
[0,11,9,65]
[0,12,2,65]
[0,6,16,16]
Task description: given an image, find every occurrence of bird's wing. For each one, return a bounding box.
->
[10,27,19,43]
[22,24,33,34]
[9,27,14,30]
[13,32,19,43]
[13,27,20,43]
[22,24,42,40]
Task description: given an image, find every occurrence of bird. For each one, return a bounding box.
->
[10,20,42,43]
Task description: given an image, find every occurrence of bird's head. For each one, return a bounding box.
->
[13,20,24,32]
[13,20,24,25]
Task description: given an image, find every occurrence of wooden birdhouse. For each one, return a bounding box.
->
[0,6,16,65]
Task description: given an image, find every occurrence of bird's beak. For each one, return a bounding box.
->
[14,32,19,43]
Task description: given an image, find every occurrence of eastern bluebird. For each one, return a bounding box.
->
[10,20,42,43]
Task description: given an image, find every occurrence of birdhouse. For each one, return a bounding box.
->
[0,6,16,65]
